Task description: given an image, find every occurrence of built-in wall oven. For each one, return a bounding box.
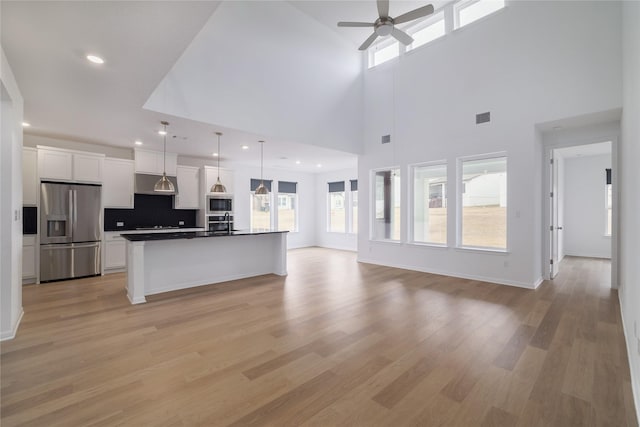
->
[206,195,233,232]
[208,214,234,233]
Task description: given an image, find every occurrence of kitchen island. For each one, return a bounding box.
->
[121,230,287,304]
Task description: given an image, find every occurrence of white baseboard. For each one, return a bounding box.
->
[0,307,24,341]
[356,257,538,289]
[618,295,640,424]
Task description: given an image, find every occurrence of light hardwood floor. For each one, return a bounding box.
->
[1,249,637,426]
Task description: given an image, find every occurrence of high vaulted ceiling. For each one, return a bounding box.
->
[2,1,445,172]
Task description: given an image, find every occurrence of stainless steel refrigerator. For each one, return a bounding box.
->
[40,182,102,282]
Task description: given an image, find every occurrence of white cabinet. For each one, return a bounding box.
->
[175,165,200,209]
[23,147,38,205]
[73,153,104,183]
[38,148,72,181]
[104,232,126,271]
[22,235,36,282]
[37,146,104,183]
[103,158,134,208]
[134,149,177,176]
[203,166,234,195]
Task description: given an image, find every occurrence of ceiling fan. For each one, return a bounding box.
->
[338,0,435,51]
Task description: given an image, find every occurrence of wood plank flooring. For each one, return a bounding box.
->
[1,249,637,426]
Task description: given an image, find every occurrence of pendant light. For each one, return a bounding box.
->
[255,140,268,195]
[211,132,227,193]
[154,121,175,193]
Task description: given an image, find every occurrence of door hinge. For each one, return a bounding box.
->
[550,225,553,231]
[550,158,554,164]
[550,259,554,265]
[550,192,553,197]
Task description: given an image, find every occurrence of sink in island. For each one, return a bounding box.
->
[121,230,288,304]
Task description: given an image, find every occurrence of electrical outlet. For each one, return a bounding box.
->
[116,221,124,227]
[178,221,185,226]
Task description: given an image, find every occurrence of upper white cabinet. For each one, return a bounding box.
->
[22,147,38,205]
[103,158,134,208]
[203,166,234,195]
[37,146,104,183]
[175,165,200,209]
[134,149,177,176]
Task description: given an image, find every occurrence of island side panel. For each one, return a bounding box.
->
[126,241,147,304]
[143,233,287,296]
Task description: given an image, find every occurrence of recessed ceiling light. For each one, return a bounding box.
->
[212,152,219,157]
[317,164,322,168]
[552,126,563,130]
[22,122,31,127]
[135,140,143,146]
[295,160,301,165]
[158,129,167,136]
[241,145,249,150]
[86,55,104,64]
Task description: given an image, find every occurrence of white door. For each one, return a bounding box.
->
[550,152,560,278]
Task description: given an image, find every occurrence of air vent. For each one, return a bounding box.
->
[476,112,490,124]
[381,134,391,144]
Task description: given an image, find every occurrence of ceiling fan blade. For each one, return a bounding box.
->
[391,27,414,45]
[337,21,374,27]
[393,4,435,25]
[359,32,379,51]
[377,0,389,18]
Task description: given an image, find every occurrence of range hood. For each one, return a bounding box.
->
[134,173,179,195]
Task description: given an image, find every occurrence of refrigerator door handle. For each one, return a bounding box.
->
[73,189,78,239]
[68,189,74,239]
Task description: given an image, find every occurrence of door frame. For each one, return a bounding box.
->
[540,123,619,287]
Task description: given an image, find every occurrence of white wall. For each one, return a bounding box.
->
[231,165,316,250]
[562,154,611,258]
[144,1,363,155]
[620,0,640,419]
[358,1,622,288]
[1,47,24,340]
[23,134,133,159]
[315,168,358,251]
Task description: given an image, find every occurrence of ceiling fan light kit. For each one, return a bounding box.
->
[337,0,435,50]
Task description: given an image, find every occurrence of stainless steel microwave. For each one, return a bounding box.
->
[206,195,233,213]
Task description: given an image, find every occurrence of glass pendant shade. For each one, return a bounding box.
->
[254,140,269,195]
[255,181,268,195]
[154,121,175,193]
[211,132,226,193]
[154,173,175,192]
[211,177,226,193]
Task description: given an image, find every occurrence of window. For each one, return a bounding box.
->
[460,156,507,249]
[369,41,399,68]
[606,168,612,236]
[349,179,358,234]
[328,181,346,233]
[250,179,272,230]
[406,12,445,51]
[278,181,297,232]
[373,169,401,241]
[455,0,505,29]
[412,163,447,244]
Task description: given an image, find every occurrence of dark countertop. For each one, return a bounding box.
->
[120,230,288,242]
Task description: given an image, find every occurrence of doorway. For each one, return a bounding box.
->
[549,142,613,279]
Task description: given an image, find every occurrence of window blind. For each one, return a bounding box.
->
[328,181,345,192]
[250,179,272,192]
